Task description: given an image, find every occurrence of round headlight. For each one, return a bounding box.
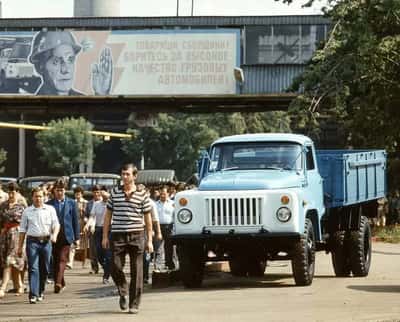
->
[177,208,193,224]
[276,207,291,222]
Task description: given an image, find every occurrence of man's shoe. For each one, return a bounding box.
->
[29,297,37,304]
[119,295,128,311]
[128,307,139,314]
[55,283,66,293]
[37,294,44,302]
[102,278,110,284]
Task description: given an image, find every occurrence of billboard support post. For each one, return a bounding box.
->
[18,113,26,178]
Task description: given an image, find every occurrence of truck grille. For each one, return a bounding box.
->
[205,197,262,226]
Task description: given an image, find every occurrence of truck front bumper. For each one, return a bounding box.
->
[171,231,301,244]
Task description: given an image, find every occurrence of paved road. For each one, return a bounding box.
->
[0,242,399,322]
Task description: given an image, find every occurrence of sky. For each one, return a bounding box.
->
[1,0,327,18]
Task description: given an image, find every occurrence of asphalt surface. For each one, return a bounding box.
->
[0,242,400,322]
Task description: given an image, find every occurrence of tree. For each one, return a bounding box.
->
[0,148,7,174]
[36,117,99,174]
[122,111,291,180]
[122,114,219,180]
[284,0,400,152]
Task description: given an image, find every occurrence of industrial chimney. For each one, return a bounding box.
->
[74,0,120,17]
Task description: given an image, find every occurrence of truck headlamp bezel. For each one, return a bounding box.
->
[276,207,292,222]
[177,208,193,224]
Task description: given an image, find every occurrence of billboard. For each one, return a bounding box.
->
[0,29,240,96]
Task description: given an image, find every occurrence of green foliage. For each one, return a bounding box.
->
[0,149,7,174]
[372,225,400,243]
[122,114,219,181]
[122,112,291,180]
[287,0,400,153]
[36,117,99,174]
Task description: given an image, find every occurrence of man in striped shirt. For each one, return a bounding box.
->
[102,163,153,315]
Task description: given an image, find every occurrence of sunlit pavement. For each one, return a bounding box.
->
[1,242,400,322]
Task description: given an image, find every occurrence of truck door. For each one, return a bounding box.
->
[305,144,324,219]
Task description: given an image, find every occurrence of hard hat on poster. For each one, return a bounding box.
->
[29,31,81,64]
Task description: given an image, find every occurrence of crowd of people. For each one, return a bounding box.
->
[374,190,400,227]
[0,164,185,314]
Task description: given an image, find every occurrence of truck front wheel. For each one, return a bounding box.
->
[291,218,315,286]
[178,244,205,288]
[349,215,371,277]
[331,231,352,277]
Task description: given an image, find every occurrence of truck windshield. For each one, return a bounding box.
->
[208,142,303,172]
[9,44,31,59]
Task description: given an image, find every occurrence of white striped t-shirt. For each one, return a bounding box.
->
[107,186,152,233]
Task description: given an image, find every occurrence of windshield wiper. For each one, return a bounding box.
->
[264,166,283,170]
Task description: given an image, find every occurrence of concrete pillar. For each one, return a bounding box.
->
[74,0,120,17]
[18,114,25,177]
[87,134,93,173]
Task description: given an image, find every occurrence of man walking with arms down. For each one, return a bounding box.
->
[17,188,60,303]
[47,178,80,294]
[102,163,153,314]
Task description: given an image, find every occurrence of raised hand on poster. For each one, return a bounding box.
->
[92,47,113,95]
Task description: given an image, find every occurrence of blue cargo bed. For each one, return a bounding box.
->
[316,150,386,208]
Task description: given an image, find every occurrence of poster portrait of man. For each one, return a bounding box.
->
[29,30,113,96]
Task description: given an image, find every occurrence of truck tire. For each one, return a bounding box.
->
[331,231,352,277]
[291,218,315,286]
[349,215,371,277]
[178,245,205,288]
[247,258,267,277]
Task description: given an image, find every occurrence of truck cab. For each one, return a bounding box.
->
[0,41,40,93]
[193,133,324,238]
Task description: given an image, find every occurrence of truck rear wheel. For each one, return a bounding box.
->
[229,257,248,277]
[349,215,371,277]
[178,244,205,288]
[247,258,267,277]
[331,231,352,277]
[291,218,315,286]
[229,252,266,277]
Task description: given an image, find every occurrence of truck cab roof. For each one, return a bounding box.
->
[213,133,313,146]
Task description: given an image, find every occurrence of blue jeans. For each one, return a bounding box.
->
[95,227,112,279]
[26,238,52,298]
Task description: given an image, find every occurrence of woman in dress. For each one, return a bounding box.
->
[0,182,27,298]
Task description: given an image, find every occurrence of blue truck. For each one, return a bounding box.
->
[172,133,386,287]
